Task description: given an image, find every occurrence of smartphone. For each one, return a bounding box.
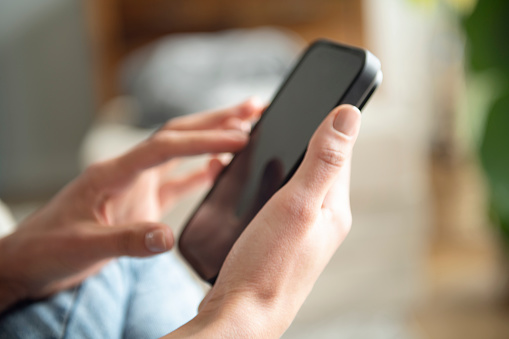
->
[179,40,382,284]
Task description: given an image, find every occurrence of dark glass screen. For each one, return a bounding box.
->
[179,43,365,281]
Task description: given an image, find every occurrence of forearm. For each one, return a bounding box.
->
[0,234,26,313]
[163,261,322,338]
[0,283,20,314]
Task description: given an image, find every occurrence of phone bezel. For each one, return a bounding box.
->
[178,40,382,284]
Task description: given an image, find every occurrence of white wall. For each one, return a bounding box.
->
[0,0,95,199]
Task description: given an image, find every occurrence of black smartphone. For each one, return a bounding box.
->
[178,40,382,284]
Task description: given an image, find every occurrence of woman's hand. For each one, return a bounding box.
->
[164,104,362,338]
[0,100,263,312]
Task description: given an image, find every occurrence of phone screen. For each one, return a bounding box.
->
[179,43,366,282]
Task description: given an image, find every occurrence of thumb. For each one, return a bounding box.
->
[92,222,174,258]
[289,105,361,205]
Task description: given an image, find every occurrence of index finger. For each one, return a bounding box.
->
[86,129,249,193]
[163,98,264,131]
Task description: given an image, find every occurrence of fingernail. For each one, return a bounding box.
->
[249,96,264,108]
[145,229,167,253]
[333,106,361,136]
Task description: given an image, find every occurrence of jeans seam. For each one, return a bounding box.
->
[58,285,80,339]
[120,259,136,339]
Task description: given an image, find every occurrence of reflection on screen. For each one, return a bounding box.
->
[180,43,364,282]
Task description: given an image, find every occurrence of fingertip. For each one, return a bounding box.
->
[244,96,264,108]
[223,117,252,132]
[332,105,361,137]
[226,129,249,142]
[217,153,233,166]
[239,97,266,117]
[208,157,225,177]
[226,134,250,154]
[145,225,174,253]
[336,104,361,115]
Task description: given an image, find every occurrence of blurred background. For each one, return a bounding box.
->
[1,0,508,337]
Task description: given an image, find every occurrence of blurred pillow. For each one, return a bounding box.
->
[121,27,304,127]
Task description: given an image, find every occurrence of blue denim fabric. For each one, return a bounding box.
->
[0,252,204,339]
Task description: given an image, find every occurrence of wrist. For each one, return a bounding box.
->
[162,290,293,338]
[197,289,294,338]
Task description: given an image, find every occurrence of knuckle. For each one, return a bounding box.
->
[82,161,110,190]
[116,228,137,256]
[278,191,316,225]
[151,130,173,145]
[85,161,106,177]
[316,146,348,169]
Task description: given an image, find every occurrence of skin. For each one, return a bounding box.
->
[0,99,263,312]
[164,104,361,338]
[0,102,361,338]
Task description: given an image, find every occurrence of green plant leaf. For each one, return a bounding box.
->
[480,92,509,234]
[463,0,509,75]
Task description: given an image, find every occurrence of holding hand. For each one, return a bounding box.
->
[0,100,263,312]
[166,104,361,338]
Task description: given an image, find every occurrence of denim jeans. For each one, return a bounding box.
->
[0,252,204,339]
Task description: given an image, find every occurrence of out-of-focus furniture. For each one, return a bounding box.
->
[86,0,364,104]
[0,0,95,200]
